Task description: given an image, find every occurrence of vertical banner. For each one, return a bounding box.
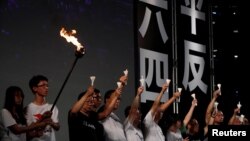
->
[135,0,173,116]
[176,0,211,124]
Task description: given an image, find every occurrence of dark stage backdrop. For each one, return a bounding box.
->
[0,1,135,141]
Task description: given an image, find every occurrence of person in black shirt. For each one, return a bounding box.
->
[68,86,105,141]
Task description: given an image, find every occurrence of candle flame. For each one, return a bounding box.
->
[60,27,85,54]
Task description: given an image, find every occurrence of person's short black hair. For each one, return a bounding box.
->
[159,113,181,133]
[104,89,115,103]
[124,105,131,117]
[77,91,86,100]
[168,113,181,124]
[77,88,100,100]
[29,75,48,93]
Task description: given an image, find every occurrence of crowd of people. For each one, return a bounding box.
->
[0,73,248,141]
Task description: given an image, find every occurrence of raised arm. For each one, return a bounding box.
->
[205,89,221,124]
[150,82,169,116]
[127,86,144,122]
[159,90,180,113]
[70,86,94,114]
[228,107,240,125]
[98,75,127,120]
[98,88,122,120]
[183,98,197,126]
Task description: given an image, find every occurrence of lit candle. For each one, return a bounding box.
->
[178,88,182,93]
[191,93,196,99]
[166,79,171,85]
[217,83,221,95]
[90,76,96,86]
[123,69,128,76]
[214,101,219,112]
[239,114,245,123]
[237,101,242,109]
[139,75,145,87]
[177,88,182,102]
[217,83,221,89]
[117,82,122,88]
[176,102,179,114]
[191,93,197,106]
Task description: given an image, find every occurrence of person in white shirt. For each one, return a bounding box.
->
[25,75,60,141]
[166,98,197,141]
[97,75,128,141]
[143,82,180,141]
[124,86,144,141]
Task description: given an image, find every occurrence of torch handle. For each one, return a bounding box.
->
[50,56,79,112]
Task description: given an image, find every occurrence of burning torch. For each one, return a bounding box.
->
[50,27,85,112]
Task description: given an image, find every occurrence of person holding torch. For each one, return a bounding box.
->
[25,75,60,141]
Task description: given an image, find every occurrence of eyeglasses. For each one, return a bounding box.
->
[37,84,49,87]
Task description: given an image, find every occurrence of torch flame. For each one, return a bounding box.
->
[60,27,85,54]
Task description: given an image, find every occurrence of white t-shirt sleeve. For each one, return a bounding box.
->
[51,105,59,123]
[143,110,153,127]
[25,104,34,125]
[1,109,16,128]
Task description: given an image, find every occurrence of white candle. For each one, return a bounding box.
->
[139,75,145,87]
[177,88,182,102]
[237,101,242,109]
[178,88,182,93]
[176,102,179,114]
[90,76,96,86]
[123,69,128,76]
[191,93,196,99]
[191,93,197,106]
[117,82,122,88]
[166,79,171,85]
[217,83,221,89]
[214,102,219,112]
[239,114,245,123]
[217,83,221,95]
